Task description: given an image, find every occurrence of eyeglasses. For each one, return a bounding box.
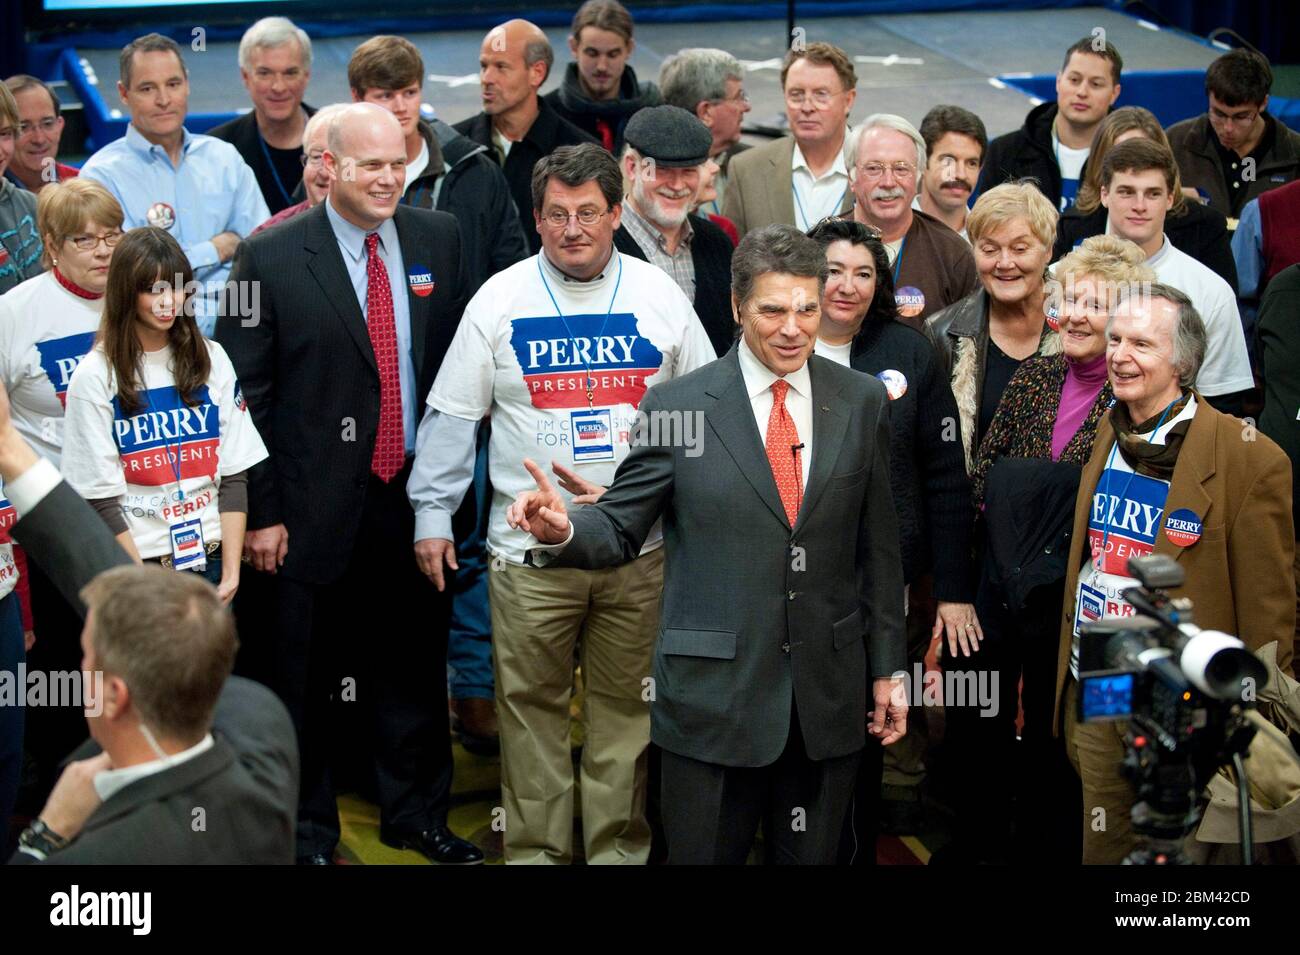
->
[17,117,59,137]
[67,231,125,251]
[541,208,612,228]
[858,161,916,180]
[300,151,325,167]
[1209,106,1260,127]
[715,89,750,105]
[784,88,843,109]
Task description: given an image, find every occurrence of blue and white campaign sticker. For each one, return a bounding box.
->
[1164,508,1203,547]
[875,369,908,400]
[895,286,925,319]
[407,265,435,297]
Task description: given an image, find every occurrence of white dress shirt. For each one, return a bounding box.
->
[791,142,850,231]
[93,734,215,801]
[738,337,813,489]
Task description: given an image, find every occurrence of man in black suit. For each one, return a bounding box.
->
[0,384,298,865]
[214,103,481,865]
[510,224,909,863]
[614,105,736,357]
[453,19,598,253]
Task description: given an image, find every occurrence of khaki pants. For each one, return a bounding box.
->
[488,547,663,864]
[1062,677,1137,864]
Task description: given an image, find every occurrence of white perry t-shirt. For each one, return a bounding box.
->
[427,251,718,564]
[1052,125,1089,211]
[62,341,268,560]
[1144,236,1254,397]
[814,337,853,367]
[0,271,103,469]
[1070,396,1198,676]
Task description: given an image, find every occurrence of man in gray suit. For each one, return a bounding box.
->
[0,382,298,865]
[508,224,908,864]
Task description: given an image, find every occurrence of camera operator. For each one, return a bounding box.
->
[1054,282,1296,863]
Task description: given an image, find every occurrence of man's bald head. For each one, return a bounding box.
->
[479,19,553,116]
[327,101,403,157]
[323,102,406,230]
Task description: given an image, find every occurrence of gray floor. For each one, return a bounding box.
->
[81,5,1220,139]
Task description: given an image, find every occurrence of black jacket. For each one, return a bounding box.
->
[981,457,1082,615]
[1054,199,1239,293]
[1258,263,1300,535]
[976,101,1086,210]
[6,480,298,865]
[402,118,528,291]
[453,99,599,253]
[209,106,316,215]
[215,203,469,583]
[544,63,661,153]
[850,319,975,601]
[613,212,735,357]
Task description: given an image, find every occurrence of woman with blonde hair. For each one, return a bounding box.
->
[1054,106,1236,289]
[926,180,1061,472]
[938,233,1156,864]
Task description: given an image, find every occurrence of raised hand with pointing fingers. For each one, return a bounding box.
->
[505,458,572,544]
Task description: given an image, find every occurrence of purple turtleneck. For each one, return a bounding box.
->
[1051,351,1108,460]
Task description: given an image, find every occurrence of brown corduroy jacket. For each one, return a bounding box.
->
[1053,395,1296,735]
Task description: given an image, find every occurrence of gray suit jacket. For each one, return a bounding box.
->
[8,480,298,864]
[721,136,853,243]
[532,349,905,767]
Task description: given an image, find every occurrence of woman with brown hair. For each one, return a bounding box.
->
[62,227,266,600]
[1054,105,1237,290]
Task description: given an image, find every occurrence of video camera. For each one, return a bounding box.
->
[1077,554,1266,864]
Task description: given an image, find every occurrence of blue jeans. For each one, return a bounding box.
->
[448,429,493,700]
[0,590,26,831]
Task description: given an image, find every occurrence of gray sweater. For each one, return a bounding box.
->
[0,177,43,295]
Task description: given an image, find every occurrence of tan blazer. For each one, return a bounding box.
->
[721,136,853,242]
[1053,395,1296,735]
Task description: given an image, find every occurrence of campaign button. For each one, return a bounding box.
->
[1163,508,1202,547]
[895,285,925,319]
[146,202,175,230]
[875,369,908,400]
[407,265,435,297]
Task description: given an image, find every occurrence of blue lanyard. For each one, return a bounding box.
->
[891,236,908,285]
[1098,397,1179,563]
[536,254,624,412]
[257,130,297,211]
[792,182,850,231]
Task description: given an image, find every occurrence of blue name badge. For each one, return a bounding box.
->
[1073,580,1106,638]
[570,408,615,464]
[169,517,207,572]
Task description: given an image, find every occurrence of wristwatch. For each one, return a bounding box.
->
[18,819,69,859]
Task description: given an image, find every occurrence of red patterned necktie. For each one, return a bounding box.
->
[766,379,803,526]
[365,232,405,482]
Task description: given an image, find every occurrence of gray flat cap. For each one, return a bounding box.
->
[623,105,712,168]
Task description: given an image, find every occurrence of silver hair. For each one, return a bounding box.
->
[1111,281,1207,389]
[854,112,927,174]
[303,103,348,152]
[239,17,313,71]
[659,48,744,112]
